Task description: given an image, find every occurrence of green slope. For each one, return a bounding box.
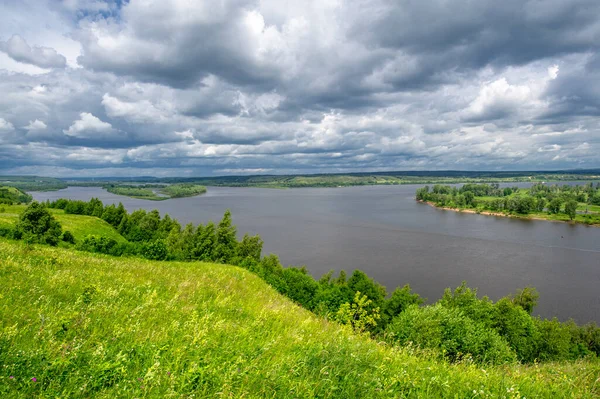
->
[0,205,127,243]
[0,239,598,398]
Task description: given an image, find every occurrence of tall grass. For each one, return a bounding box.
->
[1,238,598,398]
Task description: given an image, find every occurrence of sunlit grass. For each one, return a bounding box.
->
[0,238,598,398]
[0,205,127,243]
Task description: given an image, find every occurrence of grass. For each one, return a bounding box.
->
[0,205,127,243]
[0,238,599,398]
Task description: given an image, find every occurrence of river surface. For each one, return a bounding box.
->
[32,185,600,323]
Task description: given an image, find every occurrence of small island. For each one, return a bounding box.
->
[416,182,600,226]
[105,183,207,200]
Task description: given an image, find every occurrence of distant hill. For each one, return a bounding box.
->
[0,176,67,191]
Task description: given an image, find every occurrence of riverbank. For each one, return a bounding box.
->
[419,200,600,227]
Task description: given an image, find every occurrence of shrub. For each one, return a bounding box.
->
[281,267,319,309]
[387,304,516,365]
[493,298,540,362]
[335,292,381,334]
[62,230,76,244]
[141,239,168,261]
[382,284,424,324]
[15,201,62,246]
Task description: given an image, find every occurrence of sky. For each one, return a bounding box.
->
[0,0,599,177]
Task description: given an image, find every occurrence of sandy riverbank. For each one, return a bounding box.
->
[418,200,600,227]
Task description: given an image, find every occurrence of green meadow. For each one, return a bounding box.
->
[1,238,599,398]
[0,205,127,243]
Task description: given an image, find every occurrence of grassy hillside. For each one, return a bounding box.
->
[0,205,127,243]
[0,186,32,204]
[0,239,598,398]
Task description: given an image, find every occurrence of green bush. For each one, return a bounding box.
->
[15,201,62,246]
[387,304,516,365]
[493,298,540,362]
[61,230,76,244]
[141,239,168,260]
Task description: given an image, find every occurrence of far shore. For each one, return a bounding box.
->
[418,200,600,227]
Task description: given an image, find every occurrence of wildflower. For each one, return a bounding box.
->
[9,376,14,379]
[31,377,37,382]
[166,371,171,376]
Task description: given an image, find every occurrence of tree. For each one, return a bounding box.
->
[548,198,562,214]
[564,200,577,221]
[335,292,381,333]
[214,210,237,263]
[236,233,263,262]
[383,284,424,323]
[15,202,62,246]
[464,191,475,206]
[511,286,539,315]
[535,197,546,212]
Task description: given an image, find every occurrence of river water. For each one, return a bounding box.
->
[32,184,600,323]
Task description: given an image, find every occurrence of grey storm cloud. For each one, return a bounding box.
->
[0,0,599,176]
[0,34,67,69]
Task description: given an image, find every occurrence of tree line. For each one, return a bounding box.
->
[1,198,599,365]
[417,182,600,221]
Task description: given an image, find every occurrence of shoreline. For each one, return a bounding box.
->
[418,200,600,227]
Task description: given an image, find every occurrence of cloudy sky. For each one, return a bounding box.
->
[0,0,599,177]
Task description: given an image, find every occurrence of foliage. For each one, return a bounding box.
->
[103,183,206,200]
[335,292,381,333]
[159,183,206,198]
[0,186,32,204]
[387,304,517,365]
[14,202,62,246]
[565,200,578,220]
[382,284,424,323]
[417,182,600,225]
[61,230,75,244]
[510,286,539,314]
[3,198,600,366]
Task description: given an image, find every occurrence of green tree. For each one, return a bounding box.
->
[15,202,62,246]
[535,197,546,212]
[335,292,381,334]
[236,233,263,262]
[548,198,562,214]
[383,284,424,323]
[194,222,216,261]
[511,286,539,314]
[214,210,237,263]
[564,200,577,221]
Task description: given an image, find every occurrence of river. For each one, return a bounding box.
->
[32,184,600,323]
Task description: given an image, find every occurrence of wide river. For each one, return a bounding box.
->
[32,185,600,323]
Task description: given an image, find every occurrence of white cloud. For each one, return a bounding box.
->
[64,112,116,138]
[24,119,47,131]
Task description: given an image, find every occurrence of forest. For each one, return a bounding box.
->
[416,182,600,225]
[0,197,598,367]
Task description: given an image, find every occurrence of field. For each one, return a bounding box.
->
[0,205,127,243]
[1,238,599,398]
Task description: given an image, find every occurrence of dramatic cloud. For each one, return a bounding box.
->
[0,35,67,69]
[0,0,599,176]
